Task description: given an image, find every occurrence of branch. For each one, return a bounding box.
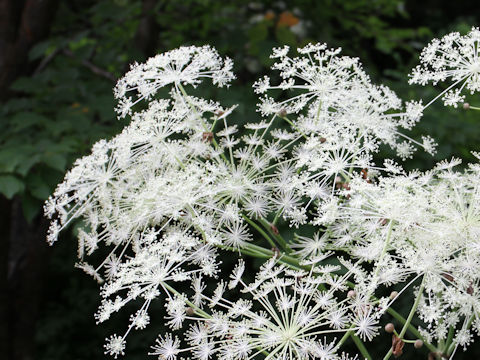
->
[32,47,60,75]
[62,48,116,82]
[0,0,58,99]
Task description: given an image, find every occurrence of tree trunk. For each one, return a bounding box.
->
[0,1,58,359]
[7,198,50,360]
[133,0,161,58]
[0,0,58,100]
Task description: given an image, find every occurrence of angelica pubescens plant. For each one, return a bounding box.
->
[46,27,480,359]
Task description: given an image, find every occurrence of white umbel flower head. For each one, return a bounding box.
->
[158,259,361,360]
[114,45,235,117]
[409,27,480,107]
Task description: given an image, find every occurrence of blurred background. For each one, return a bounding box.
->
[1,1,480,359]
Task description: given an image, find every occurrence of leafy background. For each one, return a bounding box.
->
[1,1,480,359]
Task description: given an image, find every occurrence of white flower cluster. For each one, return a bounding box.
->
[114,45,235,118]
[335,158,480,348]
[409,27,480,107]
[152,259,364,360]
[46,27,480,360]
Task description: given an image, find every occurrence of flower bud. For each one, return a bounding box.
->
[414,339,423,349]
[463,102,470,110]
[389,291,399,300]
[385,323,395,333]
[186,307,196,316]
[347,290,356,298]
[270,224,279,235]
[202,132,214,142]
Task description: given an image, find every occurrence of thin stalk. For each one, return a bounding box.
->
[386,307,437,353]
[383,277,426,360]
[257,217,290,253]
[281,115,307,139]
[225,239,437,354]
[372,220,394,284]
[443,325,455,355]
[242,215,277,249]
[176,83,229,164]
[446,314,475,356]
[219,244,271,260]
[162,282,271,357]
[220,235,437,357]
[335,328,354,351]
[163,282,211,318]
[352,334,373,360]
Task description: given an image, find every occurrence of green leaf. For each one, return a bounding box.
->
[0,149,24,173]
[10,111,50,131]
[248,22,268,44]
[22,193,42,223]
[42,153,68,172]
[29,41,54,61]
[16,153,42,177]
[275,26,297,47]
[0,145,40,175]
[27,173,53,200]
[0,175,25,199]
[10,77,45,94]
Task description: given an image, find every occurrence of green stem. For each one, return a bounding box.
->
[220,242,305,272]
[163,282,271,357]
[336,329,353,349]
[446,314,475,356]
[257,217,290,253]
[372,220,394,286]
[272,211,281,226]
[163,282,211,318]
[315,100,322,121]
[443,325,455,354]
[352,334,373,360]
[399,278,425,339]
[219,244,271,260]
[176,83,229,164]
[242,215,277,249]
[383,277,426,360]
[226,240,436,355]
[281,115,307,139]
[220,237,437,357]
[386,307,437,353]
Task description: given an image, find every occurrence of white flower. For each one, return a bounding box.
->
[161,260,357,360]
[253,43,364,115]
[352,308,379,341]
[45,33,480,359]
[114,45,235,117]
[104,334,126,358]
[150,334,180,360]
[409,27,480,106]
